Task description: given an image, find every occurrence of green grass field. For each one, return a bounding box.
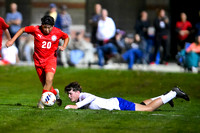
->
[0,66,200,133]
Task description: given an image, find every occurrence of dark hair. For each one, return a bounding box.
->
[41,15,54,26]
[60,5,67,11]
[65,82,82,93]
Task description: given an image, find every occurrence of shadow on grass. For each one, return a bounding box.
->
[0,103,37,108]
[0,103,61,110]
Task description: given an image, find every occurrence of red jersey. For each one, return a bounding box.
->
[0,17,9,49]
[25,25,68,65]
[176,21,192,41]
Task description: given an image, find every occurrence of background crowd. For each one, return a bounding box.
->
[1,2,200,73]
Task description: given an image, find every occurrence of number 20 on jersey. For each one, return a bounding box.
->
[42,41,52,49]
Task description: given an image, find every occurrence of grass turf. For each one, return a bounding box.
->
[0,66,200,132]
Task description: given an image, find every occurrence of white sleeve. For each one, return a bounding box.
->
[109,18,116,36]
[76,94,96,108]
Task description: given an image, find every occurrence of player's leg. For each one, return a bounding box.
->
[35,65,46,86]
[44,59,57,94]
[140,91,174,107]
[35,65,58,108]
[136,98,163,111]
[35,66,57,95]
[44,59,62,106]
[136,88,189,111]
[43,72,55,91]
[35,66,46,109]
[140,99,152,105]
[136,90,176,111]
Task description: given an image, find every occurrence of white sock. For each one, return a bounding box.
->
[161,90,176,104]
[151,95,163,101]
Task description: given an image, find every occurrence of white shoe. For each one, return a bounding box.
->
[37,100,44,109]
[192,67,198,73]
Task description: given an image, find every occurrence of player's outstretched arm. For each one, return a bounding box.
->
[58,37,69,51]
[65,105,78,109]
[4,29,11,41]
[5,27,25,48]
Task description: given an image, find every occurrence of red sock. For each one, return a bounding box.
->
[42,89,50,94]
[50,87,57,96]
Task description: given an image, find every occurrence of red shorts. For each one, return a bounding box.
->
[35,58,57,84]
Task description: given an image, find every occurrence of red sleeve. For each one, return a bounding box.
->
[188,21,192,28]
[0,17,9,30]
[60,30,69,40]
[185,21,192,29]
[25,25,37,34]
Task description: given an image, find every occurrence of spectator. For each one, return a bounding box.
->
[45,3,62,29]
[96,9,116,45]
[89,3,102,47]
[59,5,72,66]
[146,27,156,63]
[67,32,96,66]
[185,35,200,72]
[152,9,170,65]
[79,33,96,64]
[135,10,150,43]
[6,2,22,49]
[176,12,193,51]
[123,33,134,51]
[60,5,72,35]
[0,45,19,65]
[176,35,200,73]
[22,35,34,64]
[135,11,150,63]
[0,17,11,58]
[121,34,147,69]
[135,11,155,63]
[113,29,126,54]
[96,9,118,67]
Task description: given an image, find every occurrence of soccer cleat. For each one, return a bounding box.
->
[168,99,174,107]
[164,91,174,107]
[37,100,44,109]
[172,87,190,101]
[55,88,62,106]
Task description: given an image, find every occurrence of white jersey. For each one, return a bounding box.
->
[76,92,120,111]
[96,17,116,41]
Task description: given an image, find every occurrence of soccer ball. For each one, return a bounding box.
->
[41,92,56,106]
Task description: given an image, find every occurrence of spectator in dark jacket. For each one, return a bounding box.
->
[152,9,170,65]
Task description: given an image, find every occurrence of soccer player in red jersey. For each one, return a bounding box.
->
[6,15,69,109]
[0,17,11,58]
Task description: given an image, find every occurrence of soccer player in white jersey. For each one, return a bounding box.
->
[64,82,189,111]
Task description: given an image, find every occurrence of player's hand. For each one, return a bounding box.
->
[64,105,71,109]
[58,46,66,51]
[5,40,14,48]
[64,105,78,109]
